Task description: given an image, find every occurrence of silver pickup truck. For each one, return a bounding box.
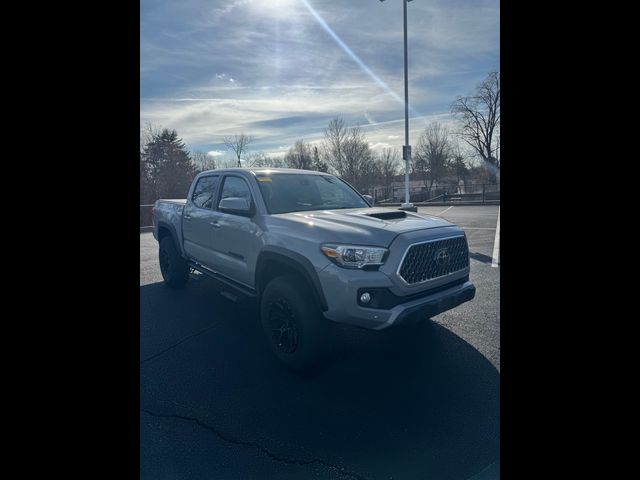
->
[153,168,475,370]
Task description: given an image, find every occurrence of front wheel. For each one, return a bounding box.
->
[260,275,328,372]
[159,236,189,288]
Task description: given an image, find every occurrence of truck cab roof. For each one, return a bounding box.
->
[197,168,330,176]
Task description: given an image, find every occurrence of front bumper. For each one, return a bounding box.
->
[318,263,475,330]
[371,280,476,330]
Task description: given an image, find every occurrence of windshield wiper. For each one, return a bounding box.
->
[323,206,363,210]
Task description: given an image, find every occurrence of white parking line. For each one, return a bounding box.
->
[437,206,454,216]
[491,207,500,267]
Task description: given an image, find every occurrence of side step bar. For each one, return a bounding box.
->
[188,262,257,299]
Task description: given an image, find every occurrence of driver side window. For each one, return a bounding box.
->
[218,176,252,206]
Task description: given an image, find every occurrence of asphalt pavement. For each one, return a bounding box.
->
[140,205,500,480]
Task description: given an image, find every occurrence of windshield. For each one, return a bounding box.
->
[255,173,369,214]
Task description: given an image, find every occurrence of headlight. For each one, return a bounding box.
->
[321,244,388,269]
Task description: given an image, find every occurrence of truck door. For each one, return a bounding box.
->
[182,174,220,269]
[208,174,263,288]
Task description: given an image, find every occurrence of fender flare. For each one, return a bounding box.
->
[156,220,185,257]
[255,247,328,311]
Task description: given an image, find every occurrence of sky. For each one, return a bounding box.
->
[140,0,499,162]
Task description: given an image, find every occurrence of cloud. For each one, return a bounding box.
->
[211,0,248,19]
[141,0,499,154]
[370,142,393,151]
[207,150,224,157]
[364,112,376,125]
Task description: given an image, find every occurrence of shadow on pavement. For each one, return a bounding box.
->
[468,251,494,264]
[140,278,500,480]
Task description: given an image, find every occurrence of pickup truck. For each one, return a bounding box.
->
[152,168,475,370]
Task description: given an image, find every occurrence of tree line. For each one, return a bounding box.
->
[140,71,499,204]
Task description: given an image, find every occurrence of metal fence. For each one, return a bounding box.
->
[371,183,500,204]
[140,204,154,228]
[140,183,499,227]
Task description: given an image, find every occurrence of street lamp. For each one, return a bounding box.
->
[380,0,416,211]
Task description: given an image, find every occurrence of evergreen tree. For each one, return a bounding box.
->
[312,146,328,172]
[140,128,197,201]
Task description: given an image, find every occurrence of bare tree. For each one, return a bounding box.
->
[377,148,400,187]
[284,139,313,170]
[222,133,254,167]
[192,150,216,172]
[449,142,469,186]
[322,117,374,191]
[451,71,500,173]
[140,123,159,203]
[414,122,452,192]
[345,125,375,191]
[140,122,161,159]
[247,151,284,168]
[140,123,164,203]
[322,117,349,176]
[214,157,238,169]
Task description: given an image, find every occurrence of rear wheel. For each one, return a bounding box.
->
[260,275,328,372]
[159,236,189,288]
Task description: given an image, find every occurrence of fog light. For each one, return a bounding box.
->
[360,292,371,304]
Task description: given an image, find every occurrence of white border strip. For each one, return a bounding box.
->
[491,206,500,267]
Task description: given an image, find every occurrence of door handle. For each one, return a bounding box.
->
[210,221,221,228]
[184,215,192,221]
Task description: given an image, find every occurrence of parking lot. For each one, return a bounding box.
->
[140,205,500,479]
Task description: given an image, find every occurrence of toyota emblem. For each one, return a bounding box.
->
[434,248,450,267]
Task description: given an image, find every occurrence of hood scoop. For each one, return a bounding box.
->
[364,210,407,220]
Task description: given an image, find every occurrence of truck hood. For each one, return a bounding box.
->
[267,207,454,246]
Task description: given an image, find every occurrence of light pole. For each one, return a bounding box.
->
[380,0,415,211]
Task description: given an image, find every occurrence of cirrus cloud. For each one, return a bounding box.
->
[141,0,499,156]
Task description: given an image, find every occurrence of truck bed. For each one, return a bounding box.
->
[153,199,187,250]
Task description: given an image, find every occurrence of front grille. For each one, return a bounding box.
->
[398,236,469,285]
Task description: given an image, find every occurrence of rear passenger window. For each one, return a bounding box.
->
[191,176,219,209]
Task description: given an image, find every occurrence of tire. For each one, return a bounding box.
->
[159,236,189,288]
[260,274,328,372]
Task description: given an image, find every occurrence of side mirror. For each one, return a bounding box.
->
[362,194,374,206]
[219,197,252,216]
